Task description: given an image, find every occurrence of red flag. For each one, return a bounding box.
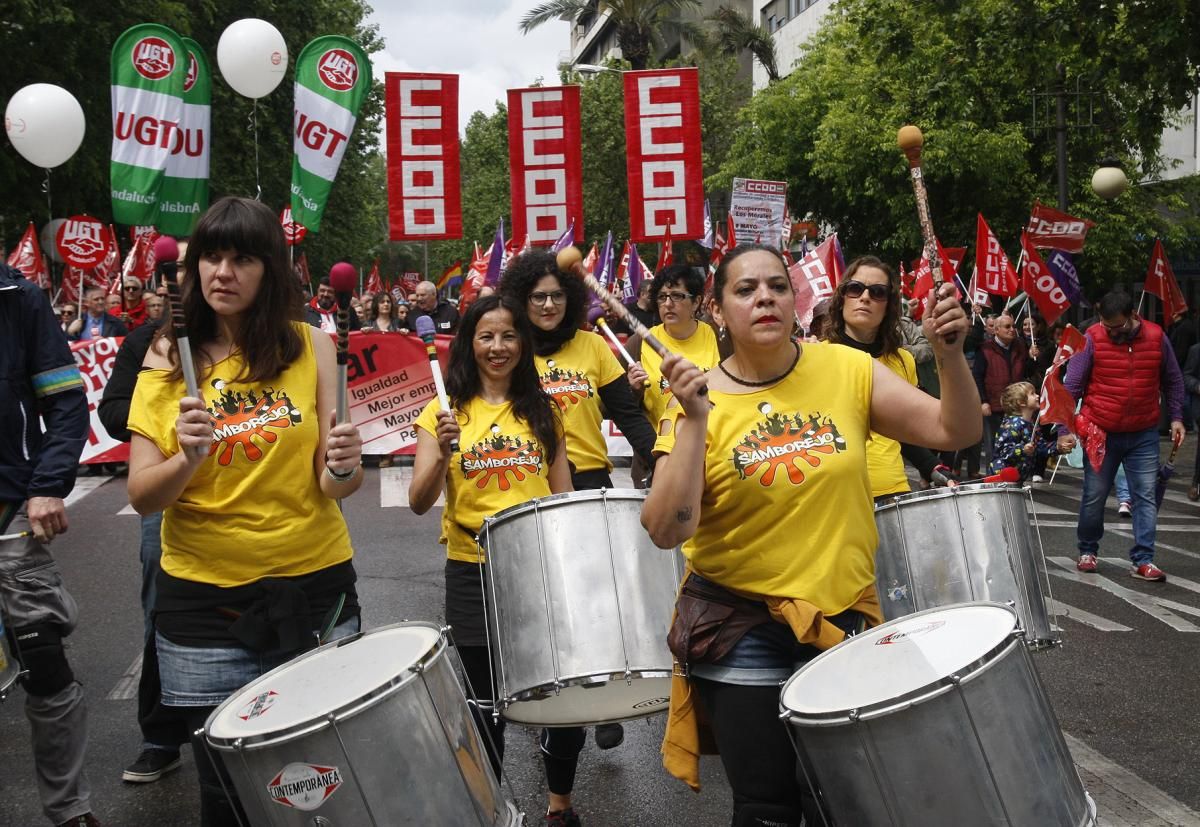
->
[386,73,462,241]
[126,230,157,284]
[1144,239,1186,322]
[365,260,384,294]
[788,235,845,325]
[624,68,704,243]
[399,271,423,297]
[95,226,123,287]
[974,214,1019,297]
[6,222,50,289]
[899,261,914,299]
[1025,201,1095,254]
[507,86,584,245]
[280,206,308,246]
[1020,233,1071,325]
[655,224,674,273]
[293,252,311,288]
[966,267,990,308]
[56,216,110,269]
[1052,324,1087,368]
[459,242,488,313]
[1038,364,1076,430]
[909,266,936,321]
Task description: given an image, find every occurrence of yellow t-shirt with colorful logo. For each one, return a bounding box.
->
[415,396,554,563]
[866,348,917,498]
[641,322,720,429]
[127,323,353,587]
[654,342,877,614]
[535,331,623,474]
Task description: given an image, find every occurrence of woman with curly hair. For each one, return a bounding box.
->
[824,255,948,497]
[409,293,585,825]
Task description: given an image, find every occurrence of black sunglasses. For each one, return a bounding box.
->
[841,280,890,301]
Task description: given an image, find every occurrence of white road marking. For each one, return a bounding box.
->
[117,504,137,515]
[1032,520,1195,532]
[1048,558,1200,632]
[1099,557,1200,596]
[1065,733,1200,826]
[1046,597,1132,632]
[107,652,142,701]
[64,475,111,508]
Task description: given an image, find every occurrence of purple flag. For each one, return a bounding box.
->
[595,231,615,289]
[551,219,576,252]
[698,200,714,249]
[622,243,644,305]
[1045,249,1083,305]
[483,218,505,287]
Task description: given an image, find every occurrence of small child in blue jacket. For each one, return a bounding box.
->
[990,381,1060,482]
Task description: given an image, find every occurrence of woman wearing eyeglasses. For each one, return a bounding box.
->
[641,244,980,826]
[627,264,721,430]
[497,249,658,826]
[824,256,948,497]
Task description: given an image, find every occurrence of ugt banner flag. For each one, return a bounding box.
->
[157,38,210,236]
[292,36,373,232]
[110,24,187,225]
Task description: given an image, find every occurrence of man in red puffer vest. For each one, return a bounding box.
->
[1058,291,1186,581]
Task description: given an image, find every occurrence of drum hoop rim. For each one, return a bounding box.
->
[779,603,1021,724]
[484,488,648,526]
[873,482,1029,510]
[204,621,447,749]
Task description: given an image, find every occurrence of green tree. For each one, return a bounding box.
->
[0,1,386,289]
[519,0,701,71]
[713,0,1200,296]
[705,5,778,83]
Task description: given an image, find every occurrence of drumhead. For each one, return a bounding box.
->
[207,623,441,741]
[781,603,1016,718]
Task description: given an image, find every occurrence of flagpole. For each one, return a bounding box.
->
[423,241,429,286]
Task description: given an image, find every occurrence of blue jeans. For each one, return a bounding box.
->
[1114,464,1130,504]
[1078,428,1159,565]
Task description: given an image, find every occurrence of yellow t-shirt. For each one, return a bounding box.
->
[865,348,917,498]
[415,396,554,562]
[654,342,877,614]
[535,331,623,474]
[127,323,353,587]
[641,322,720,428]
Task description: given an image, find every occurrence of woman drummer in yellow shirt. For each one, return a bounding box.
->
[641,244,980,826]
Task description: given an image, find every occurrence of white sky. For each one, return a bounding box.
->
[367,1,570,132]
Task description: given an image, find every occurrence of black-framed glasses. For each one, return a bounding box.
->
[841,280,889,301]
[656,291,693,305]
[529,290,567,306]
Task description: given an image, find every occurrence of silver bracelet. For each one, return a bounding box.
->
[325,464,359,482]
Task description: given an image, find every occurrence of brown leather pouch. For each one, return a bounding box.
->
[667,573,771,665]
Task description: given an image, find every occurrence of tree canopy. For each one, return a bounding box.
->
[712,0,1200,295]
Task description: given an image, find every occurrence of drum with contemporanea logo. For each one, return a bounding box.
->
[203,622,521,826]
[780,603,1095,827]
[874,483,1058,648]
[479,489,683,726]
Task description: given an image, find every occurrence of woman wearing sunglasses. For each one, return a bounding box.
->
[824,256,948,498]
[641,244,980,826]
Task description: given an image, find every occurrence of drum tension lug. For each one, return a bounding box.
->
[948,674,962,686]
[623,668,633,685]
[848,709,861,722]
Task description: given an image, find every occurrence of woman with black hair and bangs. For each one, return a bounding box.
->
[125,196,365,826]
[409,293,586,826]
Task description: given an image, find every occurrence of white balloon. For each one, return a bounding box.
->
[5,84,86,169]
[41,218,67,263]
[217,18,288,99]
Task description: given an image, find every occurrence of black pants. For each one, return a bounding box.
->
[184,708,248,827]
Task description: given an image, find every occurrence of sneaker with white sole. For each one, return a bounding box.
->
[1118,501,1132,518]
[1077,554,1098,573]
[122,748,181,783]
[1131,562,1167,582]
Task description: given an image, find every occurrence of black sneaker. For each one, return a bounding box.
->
[546,808,582,827]
[594,722,624,750]
[56,815,101,827]
[122,748,182,783]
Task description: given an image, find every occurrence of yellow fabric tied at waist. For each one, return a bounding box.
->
[661,575,882,792]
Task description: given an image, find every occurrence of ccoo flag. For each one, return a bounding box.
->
[110,24,188,225]
[291,36,372,232]
[156,38,211,236]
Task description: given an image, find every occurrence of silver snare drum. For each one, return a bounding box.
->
[480,489,683,726]
[781,603,1095,827]
[874,483,1057,647]
[204,622,520,827]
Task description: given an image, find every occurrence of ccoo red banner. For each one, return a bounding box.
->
[1025,201,1095,254]
[623,68,704,243]
[1020,233,1071,325]
[508,86,583,246]
[385,73,462,241]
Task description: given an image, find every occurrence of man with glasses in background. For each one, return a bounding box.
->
[114,276,149,330]
[58,304,78,333]
[1058,291,1186,581]
[971,312,1028,476]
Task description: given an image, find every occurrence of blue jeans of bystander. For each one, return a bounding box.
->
[1078,428,1160,565]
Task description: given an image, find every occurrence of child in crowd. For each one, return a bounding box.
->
[990,381,1060,481]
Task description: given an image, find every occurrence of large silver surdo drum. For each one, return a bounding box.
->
[874,483,1057,647]
[479,489,683,726]
[781,603,1095,827]
[203,623,521,826]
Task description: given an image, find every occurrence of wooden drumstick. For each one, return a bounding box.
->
[152,236,200,399]
[897,125,957,344]
[558,247,706,396]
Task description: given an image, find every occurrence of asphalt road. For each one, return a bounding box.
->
[1,445,1198,827]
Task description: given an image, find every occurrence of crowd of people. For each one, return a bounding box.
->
[1,196,1197,826]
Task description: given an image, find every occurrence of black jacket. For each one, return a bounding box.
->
[304,303,362,331]
[98,318,164,442]
[0,265,88,503]
[411,300,460,335]
[68,310,128,340]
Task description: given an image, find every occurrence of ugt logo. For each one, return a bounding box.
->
[132,37,175,80]
[460,425,544,491]
[732,407,846,487]
[317,49,358,91]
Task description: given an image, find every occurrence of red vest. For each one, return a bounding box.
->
[978,338,1028,408]
[1082,320,1163,433]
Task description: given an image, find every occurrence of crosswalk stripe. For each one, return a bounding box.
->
[107,653,142,701]
[1048,558,1200,632]
[1064,733,1200,825]
[64,475,111,508]
[1047,597,1132,632]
